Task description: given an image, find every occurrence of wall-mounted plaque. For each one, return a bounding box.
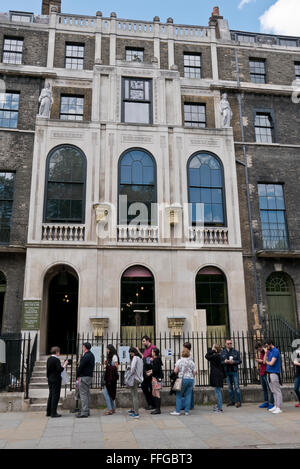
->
[22,300,41,330]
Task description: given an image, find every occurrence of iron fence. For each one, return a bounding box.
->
[66,328,299,392]
[0,333,37,395]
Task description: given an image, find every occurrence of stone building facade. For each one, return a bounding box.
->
[0,1,299,352]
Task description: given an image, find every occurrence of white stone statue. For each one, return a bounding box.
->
[220,93,233,128]
[38,83,53,118]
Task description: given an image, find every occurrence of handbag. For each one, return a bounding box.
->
[61,368,70,386]
[172,377,182,392]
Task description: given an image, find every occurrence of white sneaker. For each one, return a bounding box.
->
[268,406,276,412]
[185,412,189,416]
[170,411,181,416]
[272,408,282,414]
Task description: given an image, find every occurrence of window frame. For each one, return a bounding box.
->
[278,38,298,47]
[184,102,206,128]
[43,145,87,224]
[236,33,255,44]
[187,151,227,228]
[118,148,157,226]
[2,37,24,65]
[295,62,300,81]
[257,182,289,250]
[121,77,153,125]
[0,171,16,245]
[125,47,144,62]
[59,94,85,121]
[253,109,276,143]
[183,52,202,79]
[65,42,85,70]
[0,91,20,129]
[249,58,267,84]
[9,11,33,23]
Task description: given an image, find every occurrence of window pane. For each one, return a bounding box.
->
[124,102,150,124]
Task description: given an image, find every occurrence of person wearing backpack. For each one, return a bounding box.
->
[126,347,144,419]
[146,347,163,415]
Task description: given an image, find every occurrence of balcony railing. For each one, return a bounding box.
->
[189,226,229,245]
[254,230,300,252]
[117,225,159,243]
[42,224,85,242]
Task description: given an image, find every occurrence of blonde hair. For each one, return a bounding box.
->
[182,348,190,358]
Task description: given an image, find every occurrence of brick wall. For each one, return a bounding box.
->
[50,87,92,121]
[0,27,48,67]
[174,43,212,79]
[53,33,95,70]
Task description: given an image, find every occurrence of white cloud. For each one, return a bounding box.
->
[238,0,255,9]
[260,0,300,36]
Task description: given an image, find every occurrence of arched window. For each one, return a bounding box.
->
[0,271,6,335]
[188,152,225,226]
[266,272,297,329]
[44,145,86,223]
[118,149,156,225]
[121,265,155,340]
[196,267,229,330]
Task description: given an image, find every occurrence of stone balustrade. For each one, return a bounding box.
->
[42,224,85,242]
[117,225,159,243]
[189,226,229,245]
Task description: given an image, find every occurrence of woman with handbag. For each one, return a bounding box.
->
[103,344,119,416]
[126,347,144,419]
[170,348,196,416]
[146,348,163,415]
[205,344,225,413]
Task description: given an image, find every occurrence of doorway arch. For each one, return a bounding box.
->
[120,265,155,340]
[44,265,79,354]
[266,272,297,329]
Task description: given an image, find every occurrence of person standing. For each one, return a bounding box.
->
[127,347,144,419]
[293,347,300,408]
[46,346,68,418]
[221,339,242,407]
[146,348,163,415]
[103,344,119,416]
[255,342,274,410]
[170,348,196,416]
[76,342,95,418]
[263,339,283,414]
[205,344,225,413]
[137,335,156,410]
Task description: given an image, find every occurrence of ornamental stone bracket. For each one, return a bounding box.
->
[93,203,111,224]
[167,317,185,336]
[89,317,109,337]
[165,204,183,226]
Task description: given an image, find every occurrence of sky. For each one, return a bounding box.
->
[4,0,300,36]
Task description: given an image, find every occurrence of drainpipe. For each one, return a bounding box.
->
[234,49,262,327]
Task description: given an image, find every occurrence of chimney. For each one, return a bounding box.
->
[41,0,61,15]
[212,6,220,17]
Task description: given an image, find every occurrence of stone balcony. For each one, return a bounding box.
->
[41,224,85,242]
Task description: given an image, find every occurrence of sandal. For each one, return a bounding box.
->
[103,410,113,415]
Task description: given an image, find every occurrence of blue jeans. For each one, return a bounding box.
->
[294,375,300,402]
[103,386,115,411]
[176,379,194,413]
[214,387,223,410]
[226,371,241,403]
[260,374,274,404]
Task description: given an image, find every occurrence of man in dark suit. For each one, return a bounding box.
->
[76,342,95,418]
[46,346,68,418]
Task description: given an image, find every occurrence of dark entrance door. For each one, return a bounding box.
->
[47,271,78,354]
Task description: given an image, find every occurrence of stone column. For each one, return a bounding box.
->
[153,16,161,69]
[167,18,174,69]
[109,13,117,66]
[47,7,57,68]
[95,11,102,64]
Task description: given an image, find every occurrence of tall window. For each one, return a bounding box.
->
[0,172,15,244]
[250,58,266,83]
[44,146,86,223]
[184,53,201,78]
[255,112,274,143]
[125,48,144,62]
[0,93,20,129]
[118,149,156,225]
[188,152,225,226]
[295,62,300,81]
[122,78,152,124]
[184,103,206,128]
[258,183,288,250]
[196,267,229,329]
[60,95,84,121]
[65,43,84,70]
[0,271,6,335]
[3,37,23,64]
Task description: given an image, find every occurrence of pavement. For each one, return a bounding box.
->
[0,403,300,449]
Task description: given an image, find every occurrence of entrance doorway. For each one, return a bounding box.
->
[47,268,78,354]
[266,272,297,329]
[121,266,155,342]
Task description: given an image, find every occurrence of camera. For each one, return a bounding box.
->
[67,358,72,365]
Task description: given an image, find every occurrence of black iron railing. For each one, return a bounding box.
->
[66,328,300,392]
